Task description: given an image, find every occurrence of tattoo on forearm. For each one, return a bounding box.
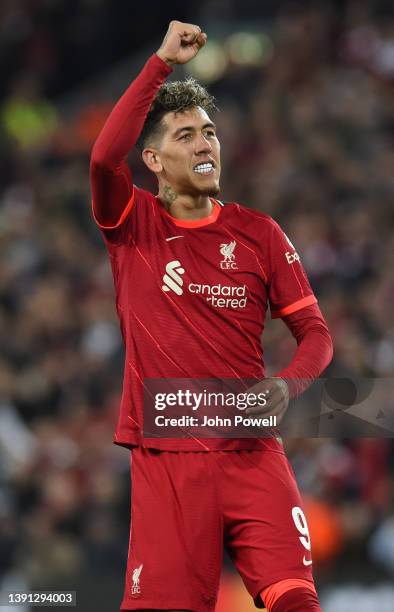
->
[163,185,178,206]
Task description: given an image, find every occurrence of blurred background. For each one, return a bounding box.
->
[0,0,393,610]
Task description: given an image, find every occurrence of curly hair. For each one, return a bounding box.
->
[137,77,218,152]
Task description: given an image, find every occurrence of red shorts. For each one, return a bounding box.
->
[120,446,315,612]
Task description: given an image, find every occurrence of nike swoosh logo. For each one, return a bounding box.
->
[166,235,184,242]
[303,557,313,566]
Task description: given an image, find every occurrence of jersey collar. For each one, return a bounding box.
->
[156,198,222,228]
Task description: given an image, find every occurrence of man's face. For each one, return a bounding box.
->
[155,106,221,196]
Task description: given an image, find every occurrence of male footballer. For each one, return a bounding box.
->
[90,20,333,612]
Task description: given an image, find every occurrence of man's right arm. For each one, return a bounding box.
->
[90,20,206,229]
[90,55,172,228]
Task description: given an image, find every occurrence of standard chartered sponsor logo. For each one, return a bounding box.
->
[189,282,247,308]
[162,260,248,308]
[162,260,185,295]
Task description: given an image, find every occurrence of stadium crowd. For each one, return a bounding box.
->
[0,1,393,610]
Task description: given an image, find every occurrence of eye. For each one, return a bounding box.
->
[204,130,216,138]
[179,133,192,141]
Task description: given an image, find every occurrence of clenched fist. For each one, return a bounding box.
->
[245,377,290,425]
[157,20,207,65]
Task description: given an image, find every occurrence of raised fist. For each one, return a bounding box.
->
[156,20,207,65]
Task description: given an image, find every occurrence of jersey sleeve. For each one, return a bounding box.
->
[92,185,153,247]
[266,220,317,318]
[91,184,137,246]
[91,180,135,231]
[90,54,172,233]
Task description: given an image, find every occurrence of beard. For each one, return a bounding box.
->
[172,171,221,198]
[190,177,220,197]
[200,184,220,197]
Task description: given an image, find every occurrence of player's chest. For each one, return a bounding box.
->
[120,224,268,314]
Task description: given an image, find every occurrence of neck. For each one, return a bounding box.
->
[158,184,214,220]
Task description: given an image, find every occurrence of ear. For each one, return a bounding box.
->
[142,147,163,173]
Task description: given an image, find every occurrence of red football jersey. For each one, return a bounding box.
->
[93,187,317,451]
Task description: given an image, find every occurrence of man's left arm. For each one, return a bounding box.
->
[246,303,333,419]
[274,302,333,396]
[246,220,333,420]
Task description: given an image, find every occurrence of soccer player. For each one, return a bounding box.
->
[90,20,333,612]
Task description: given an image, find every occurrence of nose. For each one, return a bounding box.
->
[195,133,212,155]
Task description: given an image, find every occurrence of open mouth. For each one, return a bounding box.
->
[193,162,215,175]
